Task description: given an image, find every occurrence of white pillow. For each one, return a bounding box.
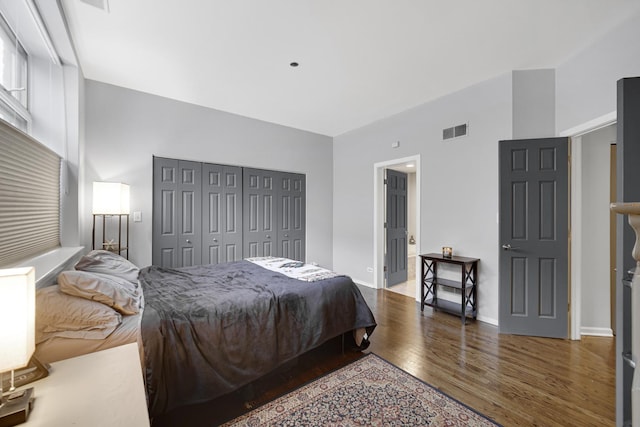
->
[74,250,140,284]
[36,285,121,343]
[58,270,141,315]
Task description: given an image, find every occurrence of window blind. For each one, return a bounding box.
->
[0,119,60,266]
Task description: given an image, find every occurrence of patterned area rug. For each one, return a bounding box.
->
[223,353,501,426]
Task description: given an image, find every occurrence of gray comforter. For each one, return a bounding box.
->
[138,260,376,417]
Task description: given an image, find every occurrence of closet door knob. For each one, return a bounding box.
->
[186,239,191,244]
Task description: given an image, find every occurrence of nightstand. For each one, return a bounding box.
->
[20,343,149,426]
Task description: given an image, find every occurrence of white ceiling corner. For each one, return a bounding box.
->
[60,0,640,137]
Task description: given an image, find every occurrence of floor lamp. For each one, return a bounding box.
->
[92,182,130,258]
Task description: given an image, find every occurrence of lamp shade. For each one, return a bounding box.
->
[0,267,35,372]
[93,182,130,214]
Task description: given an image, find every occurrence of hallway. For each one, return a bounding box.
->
[387,254,416,298]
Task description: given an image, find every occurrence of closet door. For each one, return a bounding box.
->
[155,159,304,266]
[243,168,277,258]
[152,157,178,267]
[202,164,243,264]
[278,172,305,261]
[152,157,202,267]
[177,160,202,267]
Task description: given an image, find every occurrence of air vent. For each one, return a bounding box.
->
[442,123,468,140]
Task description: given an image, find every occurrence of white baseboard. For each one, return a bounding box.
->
[353,279,375,289]
[477,315,498,326]
[580,327,614,337]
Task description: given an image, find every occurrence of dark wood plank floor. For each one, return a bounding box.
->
[154,286,615,426]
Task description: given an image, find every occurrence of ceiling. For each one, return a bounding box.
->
[60,0,640,137]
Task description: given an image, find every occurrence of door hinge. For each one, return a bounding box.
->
[384,178,388,185]
[384,266,387,272]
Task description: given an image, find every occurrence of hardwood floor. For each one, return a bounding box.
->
[154,287,615,426]
[363,288,615,427]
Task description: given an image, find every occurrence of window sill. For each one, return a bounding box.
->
[10,246,84,288]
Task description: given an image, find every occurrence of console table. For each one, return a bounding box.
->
[420,253,479,324]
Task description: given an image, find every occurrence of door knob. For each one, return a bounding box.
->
[266,235,271,239]
[186,239,191,244]
[213,238,218,242]
[501,244,519,251]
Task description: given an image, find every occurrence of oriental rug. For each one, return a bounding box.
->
[222,353,501,426]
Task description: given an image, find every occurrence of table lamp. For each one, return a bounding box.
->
[0,267,35,427]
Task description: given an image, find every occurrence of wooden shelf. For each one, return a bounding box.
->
[424,298,477,318]
[92,214,129,259]
[420,253,479,324]
[425,277,468,290]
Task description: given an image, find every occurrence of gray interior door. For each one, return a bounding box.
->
[152,157,178,267]
[278,172,305,261]
[243,168,277,258]
[386,169,408,286]
[177,160,202,267]
[499,137,569,338]
[202,164,243,264]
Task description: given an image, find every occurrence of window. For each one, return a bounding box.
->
[0,4,66,267]
[0,119,61,266]
[0,98,27,129]
[0,13,28,131]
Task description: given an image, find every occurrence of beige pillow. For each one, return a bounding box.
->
[36,285,121,344]
[58,270,141,315]
[74,250,140,284]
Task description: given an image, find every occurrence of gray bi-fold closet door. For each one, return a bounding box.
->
[202,162,243,265]
[242,168,305,261]
[152,157,305,268]
[152,157,203,268]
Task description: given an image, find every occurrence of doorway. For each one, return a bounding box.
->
[569,122,617,339]
[386,167,416,298]
[373,155,421,299]
[497,117,616,339]
[498,137,570,338]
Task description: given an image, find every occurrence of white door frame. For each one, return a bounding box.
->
[561,111,616,340]
[373,155,421,297]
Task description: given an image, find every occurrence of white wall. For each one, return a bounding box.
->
[75,7,640,329]
[580,124,616,335]
[333,8,640,328]
[333,74,512,325]
[557,9,640,133]
[82,81,334,268]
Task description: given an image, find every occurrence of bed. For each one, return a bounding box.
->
[33,251,376,417]
[139,257,376,417]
